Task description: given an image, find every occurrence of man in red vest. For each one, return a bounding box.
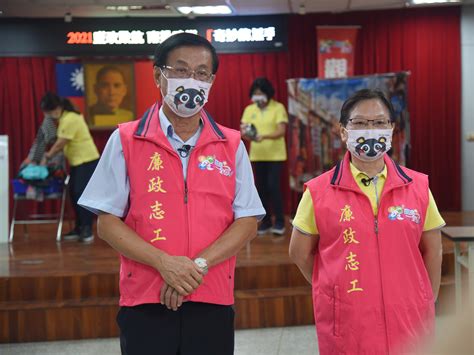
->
[289,89,444,354]
[79,33,265,354]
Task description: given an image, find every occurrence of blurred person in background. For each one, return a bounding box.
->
[241,77,288,237]
[22,114,64,170]
[41,92,100,243]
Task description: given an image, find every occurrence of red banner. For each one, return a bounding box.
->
[316,26,359,79]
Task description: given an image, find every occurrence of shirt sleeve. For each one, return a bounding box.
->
[423,189,446,231]
[275,103,289,125]
[241,106,251,124]
[292,189,319,235]
[57,114,79,140]
[232,141,266,220]
[78,129,130,217]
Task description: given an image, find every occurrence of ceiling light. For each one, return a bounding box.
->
[177,5,233,15]
[298,4,306,15]
[106,5,144,11]
[64,12,72,23]
[410,0,461,4]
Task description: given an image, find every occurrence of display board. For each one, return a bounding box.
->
[287,73,409,192]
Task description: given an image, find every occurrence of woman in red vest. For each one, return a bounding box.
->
[290,89,444,354]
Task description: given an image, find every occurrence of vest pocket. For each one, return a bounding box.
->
[228,259,234,298]
[122,218,137,295]
[418,274,433,302]
[121,259,136,296]
[333,285,340,337]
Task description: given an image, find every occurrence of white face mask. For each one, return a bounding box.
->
[161,72,212,118]
[345,128,393,162]
[251,94,268,105]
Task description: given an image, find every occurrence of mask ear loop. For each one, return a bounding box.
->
[158,67,167,100]
[341,127,350,143]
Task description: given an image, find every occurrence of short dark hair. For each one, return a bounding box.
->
[96,65,126,83]
[40,92,78,113]
[249,77,275,100]
[153,33,219,74]
[339,89,395,126]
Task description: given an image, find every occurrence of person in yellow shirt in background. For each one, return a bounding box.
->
[241,78,288,237]
[40,92,100,243]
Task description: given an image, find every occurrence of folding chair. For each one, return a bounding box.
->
[9,175,70,243]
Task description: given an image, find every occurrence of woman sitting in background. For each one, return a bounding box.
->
[40,92,100,244]
[22,111,64,169]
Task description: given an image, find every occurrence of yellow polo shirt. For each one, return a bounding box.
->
[57,111,100,167]
[292,162,446,235]
[241,99,288,162]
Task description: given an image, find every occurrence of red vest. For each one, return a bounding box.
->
[118,103,241,306]
[306,152,434,354]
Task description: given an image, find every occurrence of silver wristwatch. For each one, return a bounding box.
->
[194,257,208,275]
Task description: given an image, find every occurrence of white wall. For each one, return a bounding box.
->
[0,136,9,243]
[462,5,474,211]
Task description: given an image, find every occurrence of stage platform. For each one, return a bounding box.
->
[1,212,473,343]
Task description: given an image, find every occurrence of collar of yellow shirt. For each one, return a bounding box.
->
[349,162,387,215]
[350,162,387,185]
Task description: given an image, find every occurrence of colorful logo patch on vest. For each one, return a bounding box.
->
[388,205,420,224]
[198,155,233,177]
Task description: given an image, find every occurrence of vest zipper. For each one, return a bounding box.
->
[371,177,389,352]
[373,184,390,352]
[184,181,188,204]
[184,149,194,258]
[336,182,390,352]
[373,177,380,236]
[374,212,390,353]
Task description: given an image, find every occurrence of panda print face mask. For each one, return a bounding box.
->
[345,128,393,162]
[161,71,212,118]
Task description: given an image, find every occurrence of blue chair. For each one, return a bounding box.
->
[9,176,70,243]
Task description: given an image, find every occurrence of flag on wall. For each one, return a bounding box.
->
[55,63,85,115]
[316,26,359,79]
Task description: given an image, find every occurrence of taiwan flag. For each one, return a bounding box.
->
[55,63,85,115]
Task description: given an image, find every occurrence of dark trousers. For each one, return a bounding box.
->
[69,159,98,230]
[254,161,284,225]
[117,302,235,355]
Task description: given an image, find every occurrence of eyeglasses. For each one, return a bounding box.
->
[348,118,392,129]
[161,65,215,83]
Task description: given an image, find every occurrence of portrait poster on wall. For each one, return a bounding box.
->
[84,62,135,128]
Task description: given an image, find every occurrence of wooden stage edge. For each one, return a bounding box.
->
[0,212,473,343]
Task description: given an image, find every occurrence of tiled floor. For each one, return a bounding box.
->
[235,326,317,355]
[0,325,317,355]
[0,315,469,355]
